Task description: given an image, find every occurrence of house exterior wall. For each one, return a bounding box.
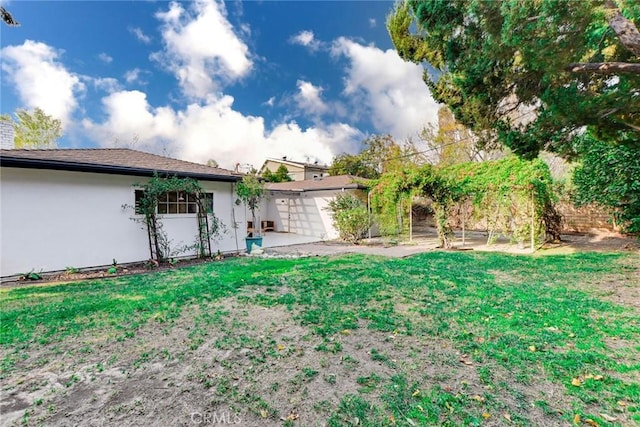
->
[303,168,329,181]
[0,168,244,276]
[265,189,362,240]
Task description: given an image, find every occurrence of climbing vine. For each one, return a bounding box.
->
[370,157,560,249]
[125,174,226,263]
[442,156,560,244]
[371,164,461,248]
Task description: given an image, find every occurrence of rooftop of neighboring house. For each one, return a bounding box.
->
[0,148,242,182]
[260,157,330,171]
[265,174,368,192]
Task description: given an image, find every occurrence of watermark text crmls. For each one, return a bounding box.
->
[190,411,242,425]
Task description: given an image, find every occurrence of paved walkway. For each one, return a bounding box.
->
[261,228,639,258]
[265,240,439,258]
[263,229,532,258]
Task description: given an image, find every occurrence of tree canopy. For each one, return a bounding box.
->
[420,106,492,166]
[236,174,266,236]
[9,108,62,148]
[262,164,293,182]
[387,0,640,159]
[329,134,424,179]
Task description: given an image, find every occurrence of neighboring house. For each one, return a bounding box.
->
[263,175,369,240]
[259,157,329,181]
[0,149,245,277]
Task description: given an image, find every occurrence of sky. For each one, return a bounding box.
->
[0,0,440,170]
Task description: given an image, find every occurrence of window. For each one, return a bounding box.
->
[134,190,213,215]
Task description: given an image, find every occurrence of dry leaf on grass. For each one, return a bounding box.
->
[599,413,617,422]
[571,377,582,386]
[282,409,298,421]
[459,356,473,366]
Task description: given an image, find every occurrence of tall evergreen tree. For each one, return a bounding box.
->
[387,0,640,159]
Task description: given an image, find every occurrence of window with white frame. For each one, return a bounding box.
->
[135,190,213,215]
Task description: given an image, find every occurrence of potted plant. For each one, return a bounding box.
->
[236,174,266,253]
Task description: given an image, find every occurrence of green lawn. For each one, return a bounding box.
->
[1,251,638,426]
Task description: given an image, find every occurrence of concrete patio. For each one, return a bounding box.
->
[259,231,324,248]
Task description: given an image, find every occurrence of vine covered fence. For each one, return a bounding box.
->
[370,156,560,250]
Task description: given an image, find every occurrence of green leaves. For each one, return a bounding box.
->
[236,174,265,230]
[326,193,369,244]
[387,0,640,159]
[11,107,62,148]
[572,132,640,233]
[262,165,292,183]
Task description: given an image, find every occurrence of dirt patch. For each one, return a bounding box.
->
[1,293,588,427]
[2,233,638,426]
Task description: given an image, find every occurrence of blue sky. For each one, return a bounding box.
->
[1,1,439,169]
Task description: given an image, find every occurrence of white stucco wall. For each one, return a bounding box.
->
[0,168,245,276]
[265,189,363,240]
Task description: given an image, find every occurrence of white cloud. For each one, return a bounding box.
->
[289,30,321,51]
[97,52,113,64]
[152,0,252,99]
[294,80,328,116]
[123,68,148,85]
[89,77,121,93]
[129,27,152,44]
[264,96,275,107]
[1,40,84,126]
[369,18,377,28]
[83,90,363,169]
[331,37,439,139]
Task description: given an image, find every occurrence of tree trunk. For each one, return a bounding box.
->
[565,62,640,74]
[605,0,640,57]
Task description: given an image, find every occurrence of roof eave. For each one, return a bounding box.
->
[0,157,242,182]
[267,184,365,192]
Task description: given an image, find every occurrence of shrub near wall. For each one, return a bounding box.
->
[326,193,370,244]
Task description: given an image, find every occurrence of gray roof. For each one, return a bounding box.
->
[0,148,241,182]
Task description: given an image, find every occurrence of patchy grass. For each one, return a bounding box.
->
[1,251,638,426]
